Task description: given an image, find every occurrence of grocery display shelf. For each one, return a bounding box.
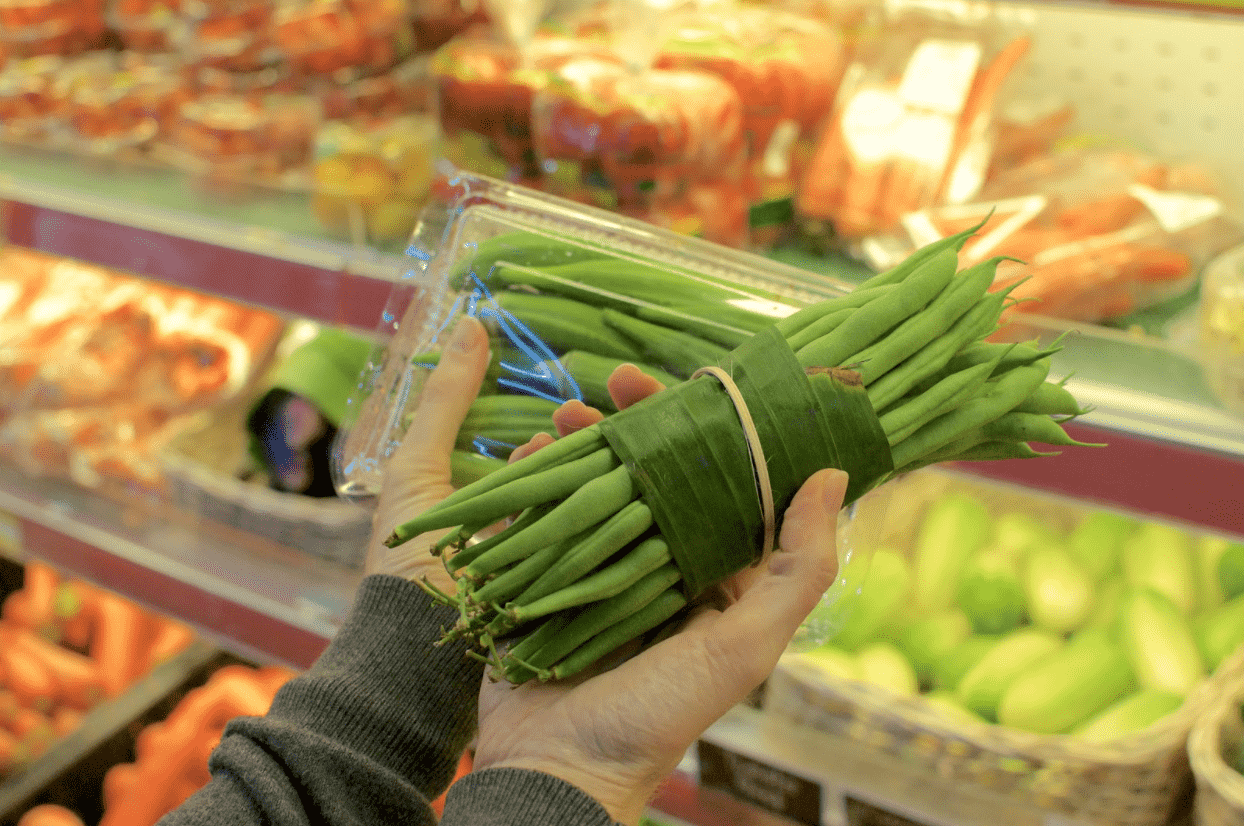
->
[0,466,354,669]
[0,145,398,330]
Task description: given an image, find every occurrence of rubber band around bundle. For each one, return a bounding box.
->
[690,365,777,557]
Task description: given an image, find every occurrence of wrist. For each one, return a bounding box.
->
[478,757,657,825]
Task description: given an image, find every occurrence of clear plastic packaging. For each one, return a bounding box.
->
[108,0,181,53]
[311,113,440,245]
[863,147,1244,324]
[314,56,433,122]
[0,55,63,142]
[0,0,105,58]
[1198,244,1244,415]
[332,171,873,636]
[796,0,1030,240]
[531,59,747,206]
[270,0,414,81]
[174,0,277,74]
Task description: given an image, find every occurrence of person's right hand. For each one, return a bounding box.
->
[472,364,849,826]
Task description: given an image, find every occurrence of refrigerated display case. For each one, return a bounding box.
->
[1,1,1243,824]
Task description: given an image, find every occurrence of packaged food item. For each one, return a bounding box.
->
[174,0,277,74]
[531,58,747,205]
[0,0,105,58]
[108,0,181,52]
[430,34,621,177]
[797,1,1030,240]
[411,0,489,52]
[654,5,847,157]
[314,55,433,122]
[865,148,1243,324]
[270,0,414,81]
[162,92,320,185]
[1198,244,1244,415]
[311,114,439,244]
[0,55,62,142]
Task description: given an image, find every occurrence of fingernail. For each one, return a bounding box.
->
[449,317,478,353]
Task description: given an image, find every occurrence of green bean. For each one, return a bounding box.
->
[774,283,895,338]
[853,219,984,293]
[844,257,1002,385]
[1011,380,1090,417]
[511,563,683,679]
[387,445,618,544]
[464,394,563,420]
[878,357,1000,446]
[446,504,551,572]
[494,611,575,683]
[398,424,606,528]
[548,588,688,681]
[457,426,557,449]
[468,527,591,607]
[864,289,1007,411]
[462,464,638,578]
[511,502,655,609]
[602,309,728,379]
[507,536,672,625]
[940,339,1062,378]
[784,308,856,353]
[888,360,1051,469]
[892,438,1056,475]
[796,246,960,369]
[979,412,1105,447]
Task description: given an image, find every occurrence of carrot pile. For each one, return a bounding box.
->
[98,662,296,826]
[0,560,197,777]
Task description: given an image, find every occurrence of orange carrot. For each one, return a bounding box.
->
[102,762,140,810]
[15,803,85,826]
[1054,192,1146,236]
[134,721,167,764]
[143,620,196,672]
[52,581,100,652]
[0,728,27,776]
[11,628,105,709]
[0,641,58,712]
[0,689,20,724]
[88,593,151,697]
[50,706,82,737]
[8,707,54,756]
[21,561,61,633]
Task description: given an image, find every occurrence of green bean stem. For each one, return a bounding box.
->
[461,464,638,578]
[548,588,688,681]
[505,536,672,627]
[445,504,550,572]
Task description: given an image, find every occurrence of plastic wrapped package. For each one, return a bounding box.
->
[0,55,62,142]
[270,0,415,81]
[797,2,1031,240]
[61,68,169,155]
[653,5,847,157]
[0,0,106,58]
[531,58,747,206]
[161,92,320,187]
[311,113,439,244]
[173,0,277,74]
[107,0,181,52]
[314,55,433,122]
[1198,244,1244,416]
[863,148,1243,324]
[430,34,622,177]
[0,247,285,494]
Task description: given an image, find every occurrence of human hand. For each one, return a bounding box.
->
[367,316,492,593]
[472,368,849,825]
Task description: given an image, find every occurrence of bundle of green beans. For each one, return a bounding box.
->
[386,226,1095,684]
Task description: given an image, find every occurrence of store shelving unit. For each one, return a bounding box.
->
[1,2,1243,792]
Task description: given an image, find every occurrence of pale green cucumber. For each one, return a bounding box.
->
[922,690,988,726]
[1024,545,1096,635]
[997,628,1136,734]
[1121,522,1198,615]
[1071,688,1184,742]
[897,609,972,687]
[856,642,920,697]
[1119,588,1206,695]
[1195,593,1244,671]
[932,634,1002,693]
[830,549,911,652]
[956,628,1064,722]
[1067,510,1138,582]
[912,492,992,613]
[787,647,860,683]
[957,547,1027,635]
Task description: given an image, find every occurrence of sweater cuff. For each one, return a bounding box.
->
[266,574,484,786]
[440,768,620,826]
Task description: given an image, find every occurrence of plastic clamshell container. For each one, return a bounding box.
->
[333,171,856,502]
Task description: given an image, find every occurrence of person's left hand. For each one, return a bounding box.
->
[366,316,493,592]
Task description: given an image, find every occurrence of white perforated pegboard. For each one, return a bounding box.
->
[1007,2,1244,196]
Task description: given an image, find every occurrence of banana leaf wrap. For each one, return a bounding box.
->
[597,326,892,596]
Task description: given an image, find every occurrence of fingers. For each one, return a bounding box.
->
[508,432,554,465]
[552,399,604,436]
[386,317,491,485]
[607,364,666,411]
[659,468,849,726]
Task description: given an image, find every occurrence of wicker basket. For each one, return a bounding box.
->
[158,395,372,569]
[1189,650,1244,826]
[765,645,1241,826]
